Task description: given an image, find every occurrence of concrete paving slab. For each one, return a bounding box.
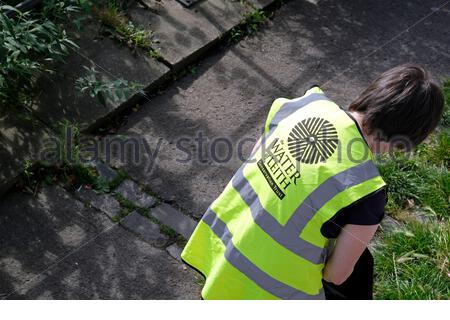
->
[30,18,170,132]
[115,179,156,208]
[0,185,113,298]
[103,0,450,219]
[129,0,252,68]
[0,110,53,196]
[120,211,168,247]
[73,186,122,219]
[8,224,201,299]
[166,243,183,262]
[151,203,197,239]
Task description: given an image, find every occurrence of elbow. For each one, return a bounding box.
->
[326,275,347,286]
[323,269,353,285]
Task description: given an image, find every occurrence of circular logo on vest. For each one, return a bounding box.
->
[287,117,338,164]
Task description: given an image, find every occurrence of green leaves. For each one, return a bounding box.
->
[75,66,145,107]
[0,1,80,108]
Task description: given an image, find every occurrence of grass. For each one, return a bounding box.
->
[94,3,169,64]
[373,79,450,299]
[94,3,156,53]
[229,9,268,43]
[377,152,450,219]
[374,221,450,299]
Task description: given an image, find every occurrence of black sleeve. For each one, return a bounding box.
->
[320,188,387,239]
[345,188,386,225]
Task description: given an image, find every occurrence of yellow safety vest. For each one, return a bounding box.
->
[181,87,386,299]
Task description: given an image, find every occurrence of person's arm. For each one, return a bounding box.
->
[322,224,379,285]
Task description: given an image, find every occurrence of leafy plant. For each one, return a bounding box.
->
[243,9,268,33]
[75,66,145,107]
[229,9,268,43]
[23,159,35,186]
[0,2,79,108]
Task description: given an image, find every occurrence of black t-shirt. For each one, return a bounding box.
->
[320,188,387,239]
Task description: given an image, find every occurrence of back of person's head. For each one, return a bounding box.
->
[349,64,444,149]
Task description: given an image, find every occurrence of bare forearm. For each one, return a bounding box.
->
[322,224,379,285]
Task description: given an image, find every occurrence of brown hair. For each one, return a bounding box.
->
[349,64,444,148]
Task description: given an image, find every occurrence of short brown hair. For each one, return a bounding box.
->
[349,64,444,148]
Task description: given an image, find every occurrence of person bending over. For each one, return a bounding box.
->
[181,64,444,299]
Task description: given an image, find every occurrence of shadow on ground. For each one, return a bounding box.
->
[0,186,200,299]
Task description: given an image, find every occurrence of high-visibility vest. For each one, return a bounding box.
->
[181,87,386,299]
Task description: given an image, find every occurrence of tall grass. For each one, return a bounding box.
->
[374,221,450,299]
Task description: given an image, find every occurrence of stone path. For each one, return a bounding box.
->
[1,0,450,299]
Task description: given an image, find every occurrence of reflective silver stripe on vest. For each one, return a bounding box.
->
[231,160,381,265]
[202,208,325,300]
[285,160,381,231]
[232,167,325,264]
[268,93,330,131]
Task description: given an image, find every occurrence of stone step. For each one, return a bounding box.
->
[30,18,170,133]
[129,0,255,69]
[73,186,122,220]
[150,203,198,239]
[114,179,156,208]
[120,210,169,247]
[166,243,184,262]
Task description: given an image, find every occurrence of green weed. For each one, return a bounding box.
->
[229,9,268,43]
[115,193,137,211]
[95,4,153,50]
[243,9,268,33]
[0,2,78,108]
[112,207,132,222]
[76,66,144,107]
[148,49,164,61]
